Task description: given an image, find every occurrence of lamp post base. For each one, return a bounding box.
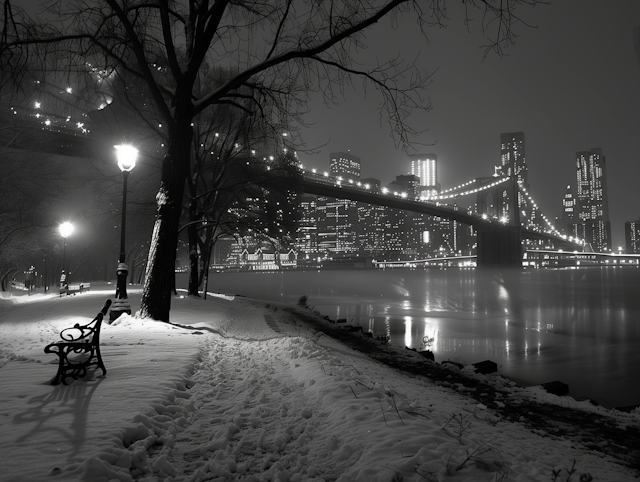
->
[111,261,131,322]
[109,298,132,322]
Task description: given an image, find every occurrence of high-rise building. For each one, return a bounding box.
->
[574,148,611,252]
[316,196,359,255]
[357,178,385,257]
[624,218,640,254]
[381,175,430,259]
[314,151,361,256]
[410,154,440,197]
[386,174,421,197]
[294,195,320,262]
[555,185,577,236]
[499,132,530,224]
[500,132,528,184]
[562,185,577,221]
[330,151,360,182]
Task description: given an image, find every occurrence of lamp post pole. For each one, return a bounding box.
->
[109,145,138,322]
[59,222,74,289]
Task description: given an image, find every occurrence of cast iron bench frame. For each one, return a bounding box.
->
[44,299,111,385]
[59,282,91,297]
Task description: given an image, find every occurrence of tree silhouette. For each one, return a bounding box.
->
[0,149,78,290]
[183,88,301,295]
[1,0,546,320]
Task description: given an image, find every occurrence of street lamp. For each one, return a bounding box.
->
[59,221,74,287]
[110,144,138,322]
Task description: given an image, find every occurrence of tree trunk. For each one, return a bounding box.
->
[1,269,19,292]
[197,224,214,288]
[138,126,191,322]
[202,241,214,300]
[187,193,200,296]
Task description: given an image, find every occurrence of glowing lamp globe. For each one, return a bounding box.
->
[115,145,138,172]
[59,222,74,238]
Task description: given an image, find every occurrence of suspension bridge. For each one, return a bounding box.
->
[299,168,584,268]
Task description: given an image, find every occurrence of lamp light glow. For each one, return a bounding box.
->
[59,222,74,238]
[115,145,138,172]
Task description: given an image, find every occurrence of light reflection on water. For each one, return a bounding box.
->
[192,267,640,408]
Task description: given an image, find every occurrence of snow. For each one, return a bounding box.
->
[0,284,638,482]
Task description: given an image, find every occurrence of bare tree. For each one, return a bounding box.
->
[1,0,546,321]
[183,85,301,296]
[193,149,302,296]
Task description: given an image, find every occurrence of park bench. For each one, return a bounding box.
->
[59,282,91,297]
[44,299,111,385]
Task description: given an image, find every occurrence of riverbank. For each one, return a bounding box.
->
[184,267,640,408]
[0,286,639,481]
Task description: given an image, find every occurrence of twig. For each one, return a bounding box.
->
[379,397,388,426]
[388,389,405,425]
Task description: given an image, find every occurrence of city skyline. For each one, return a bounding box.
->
[296,1,640,249]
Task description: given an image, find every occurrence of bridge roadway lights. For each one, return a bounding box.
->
[476,224,523,268]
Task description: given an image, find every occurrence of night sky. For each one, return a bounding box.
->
[17,1,640,248]
[296,1,640,249]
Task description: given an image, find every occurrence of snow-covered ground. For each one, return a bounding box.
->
[0,284,638,482]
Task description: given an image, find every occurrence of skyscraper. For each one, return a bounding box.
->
[555,185,576,236]
[294,195,320,261]
[318,151,360,255]
[410,154,440,197]
[574,148,611,252]
[499,132,530,225]
[625,218,640,254]
[386,174,421,197]
[500,132,528,183]
[330,151,361,181]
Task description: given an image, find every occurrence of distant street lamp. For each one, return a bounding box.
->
[59,221,74,287]
[109,145,138,322]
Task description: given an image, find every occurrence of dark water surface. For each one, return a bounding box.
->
[183,267,640,408]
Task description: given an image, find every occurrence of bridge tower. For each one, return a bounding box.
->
[475,170,523,267]
[474,134,525,267]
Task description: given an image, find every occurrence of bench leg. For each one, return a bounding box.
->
[94,347,107,378]
[47,349,107,385]
[49,356,66,385]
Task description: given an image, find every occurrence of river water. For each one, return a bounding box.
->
[181,267,640,408]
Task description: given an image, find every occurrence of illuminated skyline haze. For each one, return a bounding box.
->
[296,1,640,249]
[15,0,640,249]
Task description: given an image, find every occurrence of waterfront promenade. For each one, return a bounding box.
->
[0,285,638,481]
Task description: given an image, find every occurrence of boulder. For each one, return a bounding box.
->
[419,350,435,361]
[472,360,497,375]
[540,380,569,396]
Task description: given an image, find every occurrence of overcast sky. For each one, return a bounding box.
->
[296,1,640,249]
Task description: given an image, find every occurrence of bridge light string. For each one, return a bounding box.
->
[302,167,586,246]
[302,168,508,221]
[303,168,549,225]
[425,177,509,200]
[517,184,585,246]
[438,179,477,195]
[302,168,515,219]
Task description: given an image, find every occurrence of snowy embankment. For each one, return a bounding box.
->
[0,288,638,482]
